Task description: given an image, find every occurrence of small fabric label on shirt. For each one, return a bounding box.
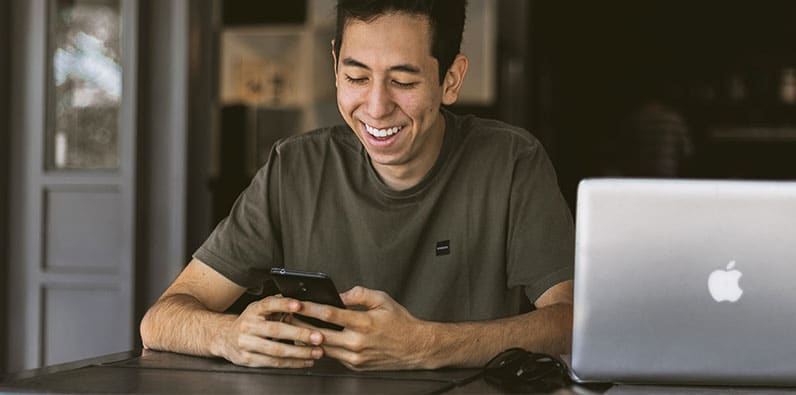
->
[436,240,450,256]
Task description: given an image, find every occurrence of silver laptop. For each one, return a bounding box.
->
[571,178,796,386]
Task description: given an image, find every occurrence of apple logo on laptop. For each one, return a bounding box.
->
[708,261,743,303]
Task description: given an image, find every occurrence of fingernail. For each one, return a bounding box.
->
[310,333,322,345]
[312,348,323,359]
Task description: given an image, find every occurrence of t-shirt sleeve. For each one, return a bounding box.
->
[193,146,284,295]
[506,143,575,304]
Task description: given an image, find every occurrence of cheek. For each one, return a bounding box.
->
[395,92,436,118]
[336,88,358,113]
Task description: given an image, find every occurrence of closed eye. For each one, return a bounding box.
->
[345,75,368,85]
[392,80,418,88]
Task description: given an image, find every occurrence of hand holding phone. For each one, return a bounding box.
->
[269,268,346,331]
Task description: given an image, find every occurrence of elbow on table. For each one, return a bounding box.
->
[139,306,159,350]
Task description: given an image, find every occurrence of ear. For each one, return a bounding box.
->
[441,54,468,106]
[331,40,339,88]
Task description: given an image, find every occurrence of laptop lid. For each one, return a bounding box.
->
[571,178,796,386]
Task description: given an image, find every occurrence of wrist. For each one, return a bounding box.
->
[208,315,234,359]
[419,321,450,369]
[422,320,493,369]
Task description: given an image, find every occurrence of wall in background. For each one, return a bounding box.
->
[186,0,218,259]
[133,0,217,336]
[531,0,796,207]
[0,0,10,376]
[135,0,190,327]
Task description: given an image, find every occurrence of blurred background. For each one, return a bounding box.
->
[2,0,795,375]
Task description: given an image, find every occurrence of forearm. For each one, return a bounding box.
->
[140,293,236,358]
[423,302,573,368]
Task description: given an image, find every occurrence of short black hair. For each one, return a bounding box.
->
[334,0,467,84]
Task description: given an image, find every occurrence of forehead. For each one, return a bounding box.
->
[340,12,434,61]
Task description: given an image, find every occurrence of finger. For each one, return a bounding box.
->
[287,315,351,342]
[238,333,324,361]
[289,318,365,352]
[285,314,315,330]
[322,344,370,371]
[247,296,302,318]
[339,286,387,309]
[232,348,317,369]
[244,320,324,347]
[287,318,318,347]
[298,301,365,330]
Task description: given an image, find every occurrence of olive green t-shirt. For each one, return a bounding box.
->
[194,109,574,322]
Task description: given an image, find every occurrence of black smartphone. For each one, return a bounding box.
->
[269,268,346,331]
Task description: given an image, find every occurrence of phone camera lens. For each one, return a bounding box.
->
[299,281,307,292]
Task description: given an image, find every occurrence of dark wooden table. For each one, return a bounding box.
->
[0,349,607,394]
[7,351,793,394]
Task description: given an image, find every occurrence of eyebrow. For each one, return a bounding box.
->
[341,57,421,74]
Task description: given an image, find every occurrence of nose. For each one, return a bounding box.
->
[365,81,395,119]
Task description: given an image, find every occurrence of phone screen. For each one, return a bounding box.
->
[269,268,345,331]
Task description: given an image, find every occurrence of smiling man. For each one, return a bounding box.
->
[140,0,575,371]
[335,12,452,191]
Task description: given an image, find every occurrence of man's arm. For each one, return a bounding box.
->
[295,280,573,370]
[140,258,326,368]
[427,280,573,368]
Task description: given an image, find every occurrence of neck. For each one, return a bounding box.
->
[374,165,427,191]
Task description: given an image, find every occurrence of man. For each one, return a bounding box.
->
[140,0,574,371]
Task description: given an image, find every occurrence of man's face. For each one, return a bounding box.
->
[334,12,460,187]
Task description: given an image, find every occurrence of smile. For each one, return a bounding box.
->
[365,123,403,138]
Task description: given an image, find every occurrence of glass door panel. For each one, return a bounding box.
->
[47,0,121,170]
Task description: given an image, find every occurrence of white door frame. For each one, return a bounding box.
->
[5,0,216,372]
[7,0,138,371]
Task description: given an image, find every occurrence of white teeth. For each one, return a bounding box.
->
[365,123,402,138]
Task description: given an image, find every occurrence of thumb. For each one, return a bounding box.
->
[340,286,387,309]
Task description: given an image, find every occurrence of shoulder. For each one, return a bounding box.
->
[448,111,545,160]
[270,124,361,159]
